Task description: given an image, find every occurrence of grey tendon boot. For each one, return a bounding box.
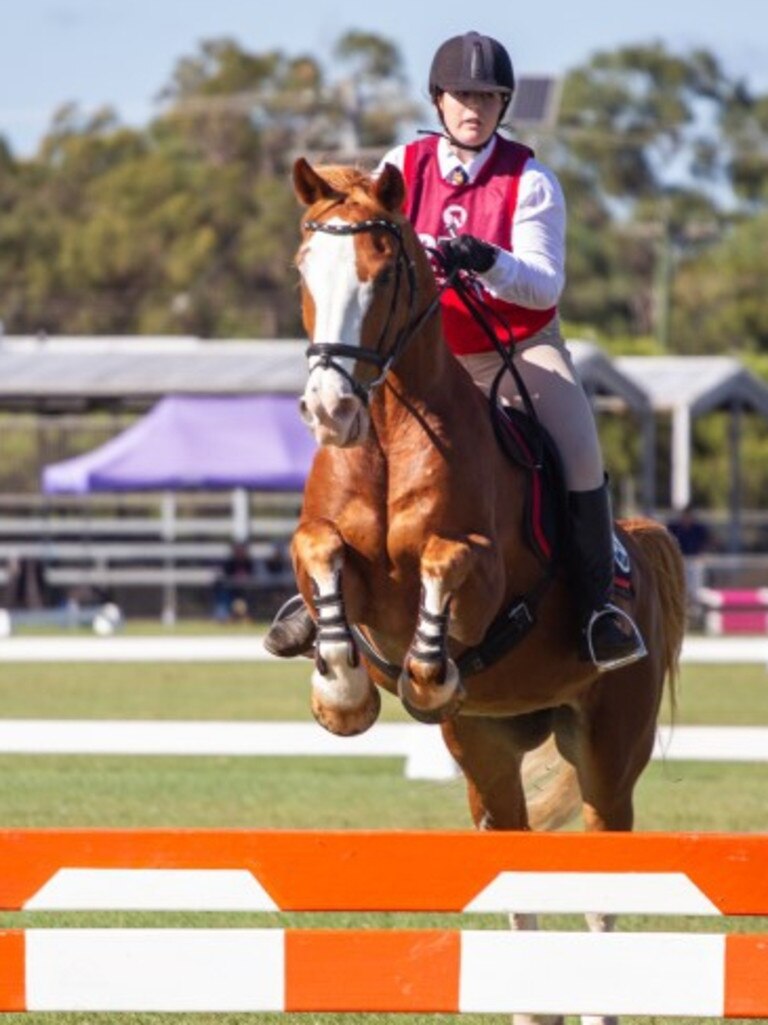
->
[263,594,316,658]
[567,482,647,672]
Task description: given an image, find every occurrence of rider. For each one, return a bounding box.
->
[265,30,645,671]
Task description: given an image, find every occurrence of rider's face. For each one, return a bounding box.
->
[437,90,506,149]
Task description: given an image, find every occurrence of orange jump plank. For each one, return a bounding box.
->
[0,829,766,914]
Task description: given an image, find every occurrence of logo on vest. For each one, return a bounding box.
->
[442,205,468,236]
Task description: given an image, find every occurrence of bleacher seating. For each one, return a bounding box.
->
[0,494,298,621]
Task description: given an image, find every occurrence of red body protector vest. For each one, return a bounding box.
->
[401,135,557,355]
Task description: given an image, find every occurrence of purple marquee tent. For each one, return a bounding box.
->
[42,395,316,494]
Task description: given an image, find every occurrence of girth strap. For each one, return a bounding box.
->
[350,572,553,682]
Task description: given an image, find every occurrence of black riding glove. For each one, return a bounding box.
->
[438,234,498,275]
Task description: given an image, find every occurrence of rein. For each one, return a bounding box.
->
[302,216,445,404]
[436,257,546,471]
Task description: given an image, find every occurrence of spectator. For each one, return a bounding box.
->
[212,541,254,622]
[4,556,49,609]
[668,505,711,558]
[668,506,711,615]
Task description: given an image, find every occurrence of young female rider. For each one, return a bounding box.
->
[266,31,645,671]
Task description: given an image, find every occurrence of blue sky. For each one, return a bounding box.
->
[2,0,767,156]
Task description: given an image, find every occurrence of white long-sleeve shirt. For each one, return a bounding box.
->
[378,134,566,311]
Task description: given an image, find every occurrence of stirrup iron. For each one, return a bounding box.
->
[585,603,647,673]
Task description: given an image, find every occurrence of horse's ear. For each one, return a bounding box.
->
[374,163,406,213]
[293,158,340,205]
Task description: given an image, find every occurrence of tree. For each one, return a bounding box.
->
[0,32,415,337]
[553,42,759,343]
[671,210,768,354]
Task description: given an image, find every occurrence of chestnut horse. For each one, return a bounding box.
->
[290,157,685,845]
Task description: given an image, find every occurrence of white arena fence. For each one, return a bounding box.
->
[0,635,764,779]
[0,720,763,779]
[0,634,765,662]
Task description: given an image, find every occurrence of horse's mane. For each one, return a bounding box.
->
[313,164,371,193]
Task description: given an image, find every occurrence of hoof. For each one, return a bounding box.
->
[311,662,381,736]
[398,658,465,724]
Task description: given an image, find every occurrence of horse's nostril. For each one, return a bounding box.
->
[298,397,312,424]
[333,396,359,422]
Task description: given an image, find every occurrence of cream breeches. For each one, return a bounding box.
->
[457,330,604,492]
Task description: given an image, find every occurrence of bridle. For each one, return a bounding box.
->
[302,215,444,405]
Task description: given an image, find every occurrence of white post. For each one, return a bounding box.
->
[671,405,691,510]
[232,488,249,542]
[161,491,177,626]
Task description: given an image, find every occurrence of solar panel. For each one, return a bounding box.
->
[507,75,561,128]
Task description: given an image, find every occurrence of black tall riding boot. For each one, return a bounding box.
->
[263,594,316,658]
[568,482,647,672]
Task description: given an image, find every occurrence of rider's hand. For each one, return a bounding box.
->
[438,235,498,275]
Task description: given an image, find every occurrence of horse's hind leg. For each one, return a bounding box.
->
[292,519,380,736]
[442,715,564,1025]
[553,660,662,1025]
[441,715,531,828]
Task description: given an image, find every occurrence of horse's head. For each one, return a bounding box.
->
[293,157,418,448]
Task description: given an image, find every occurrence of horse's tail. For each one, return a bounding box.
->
[622,516,687,716]
[522,735,581,831]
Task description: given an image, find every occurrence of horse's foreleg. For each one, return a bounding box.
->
[293,520,380,736]
[398,534,498,723]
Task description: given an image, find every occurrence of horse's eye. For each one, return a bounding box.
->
[376,267,393,288]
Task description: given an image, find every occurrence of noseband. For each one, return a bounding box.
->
[302,216,440,404]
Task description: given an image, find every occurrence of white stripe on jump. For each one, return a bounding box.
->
[462,871,721,915]
[0,634,765,662]
[26,928,285,1012]
[24,869,278,911]
[458,931,725,1016]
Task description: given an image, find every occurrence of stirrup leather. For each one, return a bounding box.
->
[584,603,647,673]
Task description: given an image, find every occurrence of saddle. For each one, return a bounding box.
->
[492,402,566,567]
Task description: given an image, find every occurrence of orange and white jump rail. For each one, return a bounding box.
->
[0,926,766,1015]
[0,829,767,1016]
[1,829,766,915]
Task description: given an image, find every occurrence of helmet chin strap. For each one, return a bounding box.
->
[420,96,510,155]
[416,128,490,154]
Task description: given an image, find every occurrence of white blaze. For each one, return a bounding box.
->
[302,223,374,360]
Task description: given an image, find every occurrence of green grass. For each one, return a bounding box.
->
[0,657,766,1025]
[9,618,276,636]
[1,660,767,722]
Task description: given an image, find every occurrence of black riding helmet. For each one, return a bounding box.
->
[429,31,514,101]
[428,32,515,150]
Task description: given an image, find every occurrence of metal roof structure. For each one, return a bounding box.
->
[0,337,307,411]
[0,336,651,413]
[616,355,768,420]
[616,356,768,516]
